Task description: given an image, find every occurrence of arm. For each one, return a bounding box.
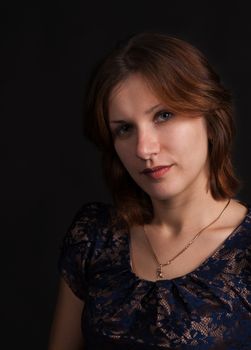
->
[48,277,85,350]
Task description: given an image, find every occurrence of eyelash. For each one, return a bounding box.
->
[112,111,174,138]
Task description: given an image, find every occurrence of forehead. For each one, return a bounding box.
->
[108,74,162,119]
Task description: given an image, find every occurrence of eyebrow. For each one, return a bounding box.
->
[109,103,162,124]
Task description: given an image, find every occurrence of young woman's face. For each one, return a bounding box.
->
[108,74,210,202]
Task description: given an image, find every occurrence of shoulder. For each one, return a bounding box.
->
[225,199,251,232]
[229,199,251,257]
[67,201,112,231]
[63,201,125,245]
[73,201,113,224]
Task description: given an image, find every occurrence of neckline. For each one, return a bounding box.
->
[125,199,251,284]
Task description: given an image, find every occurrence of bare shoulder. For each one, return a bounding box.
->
[195,198,249,244]
[225,199,249,228]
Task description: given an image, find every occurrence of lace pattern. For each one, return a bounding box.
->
[58,201,251,349]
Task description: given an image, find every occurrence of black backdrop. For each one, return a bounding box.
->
[2,2,251,349]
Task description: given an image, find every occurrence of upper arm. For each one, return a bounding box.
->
[49,202,110,349]
[48,278,85,350]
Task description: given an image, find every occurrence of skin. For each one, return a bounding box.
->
[108,73,247,280]
[48,279,84,350]
[109,73,219,231]
[48,73,248,347]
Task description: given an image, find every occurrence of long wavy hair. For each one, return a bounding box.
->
[83,32,241,226]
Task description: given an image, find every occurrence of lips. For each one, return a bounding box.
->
[141,165,173,179]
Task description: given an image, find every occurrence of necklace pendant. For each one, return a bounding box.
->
[157,265,164,279]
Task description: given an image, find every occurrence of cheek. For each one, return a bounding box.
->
[165,122,208,163]
[114,143,135,170]
[189,135,208,167]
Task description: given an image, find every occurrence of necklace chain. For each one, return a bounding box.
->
[143,199,231,279]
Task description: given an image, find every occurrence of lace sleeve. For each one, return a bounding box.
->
[58,202,106,300]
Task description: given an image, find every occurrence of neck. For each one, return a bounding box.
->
[150,192,230,238]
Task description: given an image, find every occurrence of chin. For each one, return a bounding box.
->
[145,189,179,201]
[143,181,193,201]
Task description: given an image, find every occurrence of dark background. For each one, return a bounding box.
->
[2,2,251,349]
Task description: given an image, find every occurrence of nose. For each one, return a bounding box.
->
[136,128,160,160]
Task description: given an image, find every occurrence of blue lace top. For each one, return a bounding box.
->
[58,201,251,349]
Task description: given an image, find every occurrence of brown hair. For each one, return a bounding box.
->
[84,32,241,226]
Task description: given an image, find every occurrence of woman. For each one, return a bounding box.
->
[48,32,251,349]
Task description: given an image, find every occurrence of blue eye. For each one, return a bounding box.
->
[156,111,173,122]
